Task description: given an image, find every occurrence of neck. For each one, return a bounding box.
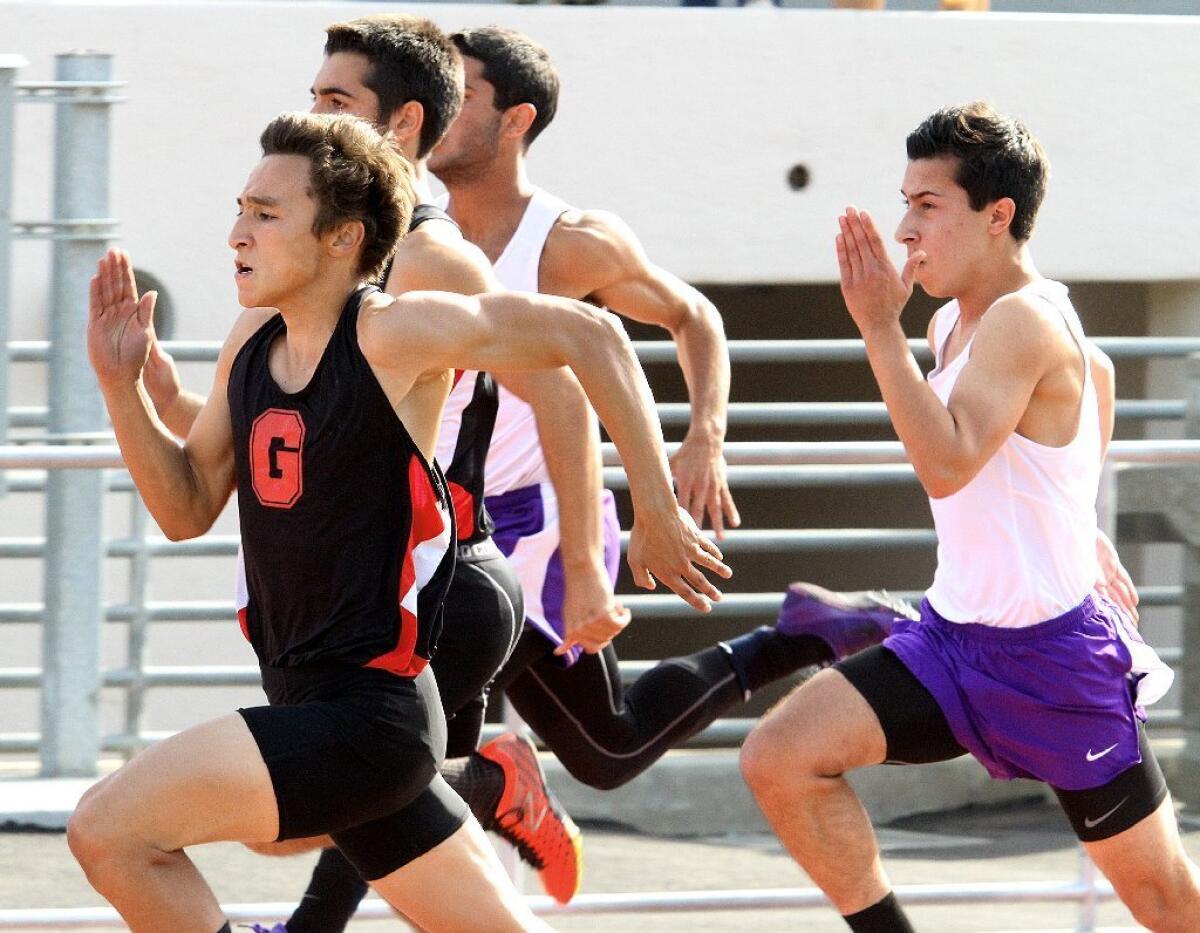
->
[442,152,533,249]
[954,245,1040,322]
[273,264,362,361]
[411,157,434,205]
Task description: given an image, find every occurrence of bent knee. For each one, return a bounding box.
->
[1117,873,1200,932]
[555,751,640,792]
[740,721,808,797]
[67,791,132,877]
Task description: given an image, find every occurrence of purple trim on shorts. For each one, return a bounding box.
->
[884,594,1144,790]
[486,485,622,668]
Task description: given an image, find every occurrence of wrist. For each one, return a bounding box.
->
[682,421,725,449]
[858,319,907,344]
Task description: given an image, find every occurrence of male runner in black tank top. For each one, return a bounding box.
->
[138,15,601,918]
[72,111,729,932]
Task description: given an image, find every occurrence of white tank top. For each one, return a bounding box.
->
[924,279,1101,628]
[438,187,571,495]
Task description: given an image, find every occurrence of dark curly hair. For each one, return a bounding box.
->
[907,102,1049,243]
[260,111,414,281]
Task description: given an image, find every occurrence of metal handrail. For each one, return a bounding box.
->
[0,585,1185,628]
[10,335,1200,364]
[6,398,1187,431]
[6,439,1200,471]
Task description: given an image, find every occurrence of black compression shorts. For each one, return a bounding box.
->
[239,663,469,879]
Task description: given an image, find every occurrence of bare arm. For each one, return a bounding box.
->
[837,208,1054,498]
[551,212,738,537]
[393,230,625,649]
[87,249,252,540]
[363,290,731,610]
[1089,344,1138,619]
[499,368,620,652]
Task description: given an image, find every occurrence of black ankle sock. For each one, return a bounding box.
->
[720,626,833,695]
[442,752,505,830]
[843,892,915,932]
[285,846,369,933]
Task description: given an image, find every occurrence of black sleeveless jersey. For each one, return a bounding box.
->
[228,286,455,674]
[378,203,500,548]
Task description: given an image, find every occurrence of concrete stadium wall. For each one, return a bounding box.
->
[1,3,1199,345]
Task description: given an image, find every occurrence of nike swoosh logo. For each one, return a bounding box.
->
[1083,796,1129,829]
[1086,743,1119,762]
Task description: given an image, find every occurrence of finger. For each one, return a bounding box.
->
[1114,580,1140,622]
[118,251,136,305]
[839,213,865,278]
[901,251,927,289]
[708,490,725,539]
[857,210,888,266]
[660,573,712,614]
[629,559,656,591]
[137,291,157,330]
[89,275,103,320]
[836,232,853,285]
[847,208,880,268]
[684,566,723,602]
[98,253,116,309]
[721,486,741,530]
[553,639,578,657]
[692,541,732,579]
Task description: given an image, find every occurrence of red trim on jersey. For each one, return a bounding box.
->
[365,455,446,677]
[452,369,466,389]
[448,480,476,540]
[237,607,250,642]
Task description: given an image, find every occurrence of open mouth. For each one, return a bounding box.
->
[234,260,254,279]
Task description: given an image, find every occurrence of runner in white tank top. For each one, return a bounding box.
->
[420,29,909,865]
[742,103,1197,931]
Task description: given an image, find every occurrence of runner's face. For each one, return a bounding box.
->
[894,156,993,298]
[428,56,503,181]
[229,155,325,308]
[309,52,382,126]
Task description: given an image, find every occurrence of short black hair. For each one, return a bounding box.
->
[450,27,559,149]
[324,15,463,159]
[906,102,1049,243]
[260,112,414,281]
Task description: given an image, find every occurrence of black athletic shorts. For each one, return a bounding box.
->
[432,541,523,758]
[836,645,1168,843]
[239,663,469,880]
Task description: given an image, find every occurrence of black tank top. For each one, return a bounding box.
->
[228,286,455,674]
[378,204,499,548]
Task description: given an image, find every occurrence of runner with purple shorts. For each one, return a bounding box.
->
[741,102,1200,933]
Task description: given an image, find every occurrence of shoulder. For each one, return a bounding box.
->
[543,208,645,293]
[388,223,497,296]
[220,307,278,364]
[359,290,472,356]
[973,290,1070,367]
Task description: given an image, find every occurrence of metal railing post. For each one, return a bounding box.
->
[0,54,26,477]
[121,495,151,760]
[1179,353,1200,798]
[39,52,117,776]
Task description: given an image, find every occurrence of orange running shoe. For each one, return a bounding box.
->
[478,731,583,904]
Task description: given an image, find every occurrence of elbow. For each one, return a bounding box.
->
[917,460,972,500]
[159,519,204,542]
[155,504,215,542]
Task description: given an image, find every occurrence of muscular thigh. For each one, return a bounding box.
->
[754,667,890,776]
[79,713,278,849]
